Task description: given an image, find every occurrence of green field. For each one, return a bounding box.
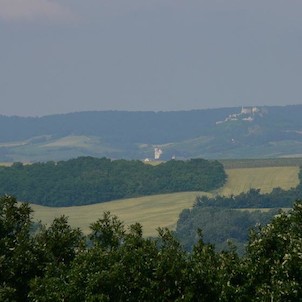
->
[30,166,299,236]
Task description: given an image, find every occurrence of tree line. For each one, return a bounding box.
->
[1,195,301,301]
[0,157,226,206]
[194,186,302,209]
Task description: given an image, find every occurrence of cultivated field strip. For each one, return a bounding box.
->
[218,166,299,196]
[31,192,206,237]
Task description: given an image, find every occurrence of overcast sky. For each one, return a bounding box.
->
[0,0,301,116]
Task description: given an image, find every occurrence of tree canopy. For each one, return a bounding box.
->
[1,195,302,301]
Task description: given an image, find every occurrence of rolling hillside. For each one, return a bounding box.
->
[30,165,299,236]
[1,105,302,161]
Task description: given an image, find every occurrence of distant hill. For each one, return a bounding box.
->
[1,105,302,162]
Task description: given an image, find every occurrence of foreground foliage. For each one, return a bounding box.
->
[1,195,302,301]
[0,157,226,206]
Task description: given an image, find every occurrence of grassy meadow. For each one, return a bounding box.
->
[31,192,206,237]
[31,165,300,237]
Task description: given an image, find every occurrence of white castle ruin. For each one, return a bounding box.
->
[154,147,163,160]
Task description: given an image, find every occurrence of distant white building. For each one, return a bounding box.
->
[241,107,252,114]
[216,106,262,124]
[154,147,163,160]
[252,107,260,114]
[242,116,254,122]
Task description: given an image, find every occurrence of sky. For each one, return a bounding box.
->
[0,0,302,116]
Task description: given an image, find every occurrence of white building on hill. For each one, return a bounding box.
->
[154,147,163,160]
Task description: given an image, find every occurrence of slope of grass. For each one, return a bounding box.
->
[220,158,302,169]
[30,166,300,236]
[218,166,299,196]
[0,135,121,163]
[0,162,13,166]
[31,192,207,237]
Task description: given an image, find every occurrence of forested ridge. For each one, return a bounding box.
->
[0,157,226,206]
[2,105,302,162]
[1,195,301,301]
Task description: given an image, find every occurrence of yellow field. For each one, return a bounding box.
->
[31,166,300,237]
[31,192,208,237]
[219,167,299,196]
[0,162,13,166]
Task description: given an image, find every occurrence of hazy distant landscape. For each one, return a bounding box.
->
[2,0,302,299]
[2,105,302,240]
[2,106,302,245]
[1,105,302,162]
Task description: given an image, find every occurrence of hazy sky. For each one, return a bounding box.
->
[0,0,302,116]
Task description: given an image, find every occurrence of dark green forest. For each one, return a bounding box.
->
[175,169,302,253]
[1,195,301,301]
[176,207,278,254]
[0,157,226,206]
